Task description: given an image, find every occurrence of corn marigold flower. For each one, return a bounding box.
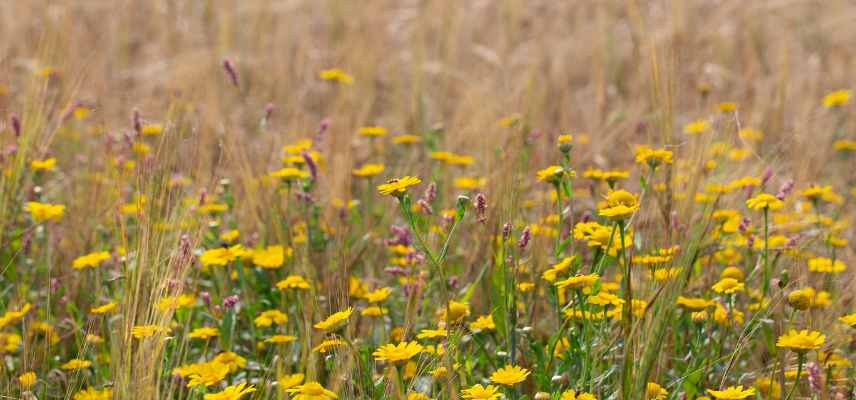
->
[706,386,755,399]
[536,165,565,183]
[407,392,433,400]
[180,361,231,387]
[840,312,856,327]
[255,310,288,327]
[364,287,392,303]
[787,288,815,310]
[439,300,471,322]
[188,327,219,340]
[25,201,65,223]
[353,163,385,177]
[203,382,255,400]
[833,139,856,151]
[469,314,496,332]
[645,382,668,400]
[490,364,530,386]
[141,123,163,136]
[314,307,353,330]
[72,251,111,269]
[807,257,845,273]
[822,89,850,107]
[718,102,737,112]
[373,341,423,362]
[287,382,338,399]
[319,68,354,85]
[358,126,387,137]
[278,373,305,390]
[542,256,574,282]
[61,358,92,370]
[377,176,422,196]
[598,189,640,219]
[90,302,117,315]
[635,145,673,167]
[131,325,169,339]
[252,245,288,268]
[156,294,196,312]
[454,176,486,190]
[199,245,249,267]
[264,334,297,344]
[461,384,501,400]
[684,119,709,134]
[313,338,345,353]
[561,390,597,400]
[18,371,36,387]
[31,157,57,171]
[277,275,311,289]
[392,134,422,144]
[211,351,246,372]
[361,306,386,317]
[73,387,112,400]
[270,167,309,180]
[711,278,744,294]
[417,327,447,339]
[776,329,825,352]
[745,193,783,210]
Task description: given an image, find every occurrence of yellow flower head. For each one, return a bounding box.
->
[706,386,755,400]
[358,126,387,137]
[73,251,111,269]
[489,364,530,386]
[254,309,288,327]
[822,89,850,107]
[203,383,256,400]
[277,275,311,289]
[353,163,385,177]
[645,382,668,400]
[598,190,640,219]
[839,312,856,328]
[252,245,288,269]
[745,193,783,210]
[776,329,825,352]
[287,382,338,400]
[189,327,220,340]
[372,341,423,362]
[18,371,36,388]
[314,307,353,330]
[537,165,565,183]
[31,158,57,171]
[319,68,354,85]
[277,373,305,390]
[73,387,112,400]
[711,278,744,294]
[461,384,501,400]
[469,315,496,332]
[377,176,422,196]
[90,302,117,315]
[25,201,65,223]
[61,358,92,370]
[684,119,710,134]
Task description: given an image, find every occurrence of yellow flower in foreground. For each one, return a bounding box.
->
[711,278,744,294]
[189,327,220,340]
[18,371,36,387]
[131,325,169,339]
[287,382,338,399]
[469,315,496,332]
[635,145,673,167]
[314,307,353,330]
[252,245,288,269]
[353,163,385,177]
[776,329,825,352]
[840,312,856,327]
[555,273,599,290]
[561,389,597,400]
[706,386,756,399]
[254,310,288,327]
[73,251,111,269]
[90,302,117,315]
[278,373,305,390]
[461,384,501,400]
[745,193,783,210]
[25,201,65,223]
[203,383,255,400]
[377,176,421,196]
[536,165,565,183]
[373,341,423,362]
[645,382,668,400]
[211,351,247,372]
[312,338,345,353]
[31,158,57,171]
[61,358,92,370]
[277,275,311,289]
[807,257,846,273]
[183,361,230,387]
[73,387,112,400]
[490,364,530,386]
[598,189,640,219]
[822,89,850,107]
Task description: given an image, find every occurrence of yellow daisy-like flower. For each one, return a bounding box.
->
[561,389,598,400]
[645,382,668,400]
[711,278,744,294]
[776,329,825,352]
[555,273,600,290]
[278,373,305,390]
[276,275,311,289]
[312,338,345,353]
[542,256,575,282]
[25,201,65,223]
[254,309,288,327]
[73,387,112,400]
[270,167,310,180]
[18,371,36,388]
[61,358,92,370]
[676,296,714,311]
[131,325,169,339]
[489,364,530,386]
[454,176,487,190]
[90,302,117,315]
[706,386,756,399]
[745,193,783,210]
[417,328,448,339]
[211,351,247,372]
[287,381,338,400]
[203,383,256,400]
[373,341,423,362]
[219,229,240,243]
[536,165,566,183]
[822,89,850,108]
[319,68,354,85]
[469,315,496,332]
[141,123,164,135]
[188,327,220,340]
[839,312,856,327]
[31,158,57,171]
[358,126,387,137]
[264,334,297,344]
[364,287,392,303]
[377,176,422,196]
[807,257,846,273]
[314,307,353,330]
[635,145,673,167]
[598,189,640,219]
[684,119,710,134]
[252,245,288,269]
[461,384,502,400]
[73,251,111,269]
[182,361,230,387]
[392,134,422,144]
[353,163,385,177]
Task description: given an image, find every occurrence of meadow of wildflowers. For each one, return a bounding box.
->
[1,1,855,399]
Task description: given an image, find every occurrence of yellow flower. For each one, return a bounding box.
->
[131,325,168,339]
[561,389,598,400]
[377,176,421,196]
[31,158,57,171]
[392,134,422,144]
[219,229,240,243]
[839,312,856,327]
[254,310,288,327]
[287,381,338,399]
[745,193,783,210]
[189,327,220,340]
[90,302,117,315]
[440,300,471,322]
[454,176,487,190]
[264,334,297,344]
[353,163,385,177]
[182,361,230,387]
[198,202,229,214]
[61,358,92,370]
[807,257,845,273]
[718,102,737,112]
[834,139,856,151]
[372,341,423,362]
[18,371,36,388]
[361,306,386,317]
[156,294,196,311]
[199,245,249,267]
[635,145,673,167]
[645,382,668,400]
[417,328,448,339]
[252,245,289,269]
[270,167,309,180]
[141,123,164,135]
[314,307,353,330]
[787,288,815,310]
[73,387,112,400]
[25,201,65,223]
[278,373,305,390]
[203,383,255,400]
[312,338,344,353]
[319,68,354,85]
[407,392,433,400]
[489,364,530,386]
[776,329,825,352]
[822,89,850,107]
[684,119,710,134]
[469,315,496,332]
[211,351,247,372]
[598,190,640,220]
[542,256,574,282]
[676,296,714,311]
[536,165,565,183]
[73,251,111,269]
[711,278,744,294]
[555,273,600,290]
[277,275,311,289]
[365,287,392,303]
[461,384,501,400]
[706,386,755,399]
[358,126,387,137]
